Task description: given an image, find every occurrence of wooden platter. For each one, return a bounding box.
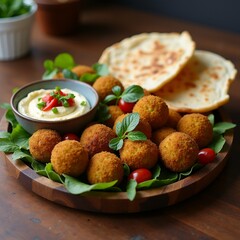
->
[0,109,234,213]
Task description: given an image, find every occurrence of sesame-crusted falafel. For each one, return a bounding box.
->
[51,140,89,177]
[159,132,199,172]
[120,139,158,170]
[93,75,124,101]
[80,123,116,157]
[177,113,213,148]
[87,151,124,185]
[132,95,169,129]
[29,129,61,163]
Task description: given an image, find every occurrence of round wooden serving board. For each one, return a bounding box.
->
[0,109,234,214]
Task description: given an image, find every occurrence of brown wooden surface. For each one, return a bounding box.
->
[0,3,240,239]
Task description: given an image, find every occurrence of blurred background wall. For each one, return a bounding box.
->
[114,0,240,33]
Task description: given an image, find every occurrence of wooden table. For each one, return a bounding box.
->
[0,4,240,240]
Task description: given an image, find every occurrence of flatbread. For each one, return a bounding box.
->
[99,31,195,92]
[154,50,237,113]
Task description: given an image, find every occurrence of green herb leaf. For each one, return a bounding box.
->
[120,112,140,133]
[54,53,75,69]
[45,163,63,183]
[213,122,236,134]
[109,137,124,151]
[92,63,109,76]
[121,85,144,103]
[0,138,19,152]
[112,86,122,97]
[95,102,111,123]
[208,134,226,153]
[152,164,161,179]
[0,102,11,110]
[11,124,30,150]
[80,73,100,83]
[126,179,137,201]
[103,94,118,104]
[62,69,79,80]
[11,150,34,164]
[208,113,215,126]
[127,131,147,141]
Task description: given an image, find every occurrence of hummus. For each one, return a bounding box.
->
[18,88,91,121]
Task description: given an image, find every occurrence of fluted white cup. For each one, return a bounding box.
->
[0,1,37,61]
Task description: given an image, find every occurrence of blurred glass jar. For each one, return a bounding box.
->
[35,0,82,36]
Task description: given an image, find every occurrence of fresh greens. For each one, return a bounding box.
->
[0,105,236,201]
[103,85,144,104]
[42,53,109,83]
[109,113,147,151]
[0,0,31,18]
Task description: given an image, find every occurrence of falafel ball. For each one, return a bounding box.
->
[104,105,124,128]
[159,132,199,172]
[165,109,182,128]
[151,127,176,146]
[71,65,95,77]
[92,75,124,101]
[87,151,124,185]
[51,140,89,177]
[80,123,116,158]
[29,129,61,163]
[177,113,213,148]
[113,113,152,139]
[119,139,158,170]
[132,95,169,129]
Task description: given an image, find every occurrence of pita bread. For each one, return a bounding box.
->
[154,50,237,113]
[99,31,195,92]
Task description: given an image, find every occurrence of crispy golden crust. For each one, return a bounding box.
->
[132,95,169,129]
[177,113,213,148]
[164,109,182,128]
[113,113,152,139]
[29,129,61,163]
[51,140,89,177]
[151,127,176,146]
[87,151,124,184]
[93,75,124,101]
[104,105,124,128]
[119,139,158,170]
[159,132,199,172]
[80,123,116,158]
[71,65,95,77]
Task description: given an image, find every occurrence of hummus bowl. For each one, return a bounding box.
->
[10,79,99,134]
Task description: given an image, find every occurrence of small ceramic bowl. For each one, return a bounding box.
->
[11,79,99,134]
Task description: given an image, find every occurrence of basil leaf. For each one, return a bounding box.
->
[127,131,147,141]
[126,179,137,201]
[103,94,117,104]
[123,163,130,176]
[80,73,100,83]
[152,164,161,179]
[208,113,215,126]
[54,53,75,69]
[109,137,123,151]
[213,122,236,134]
[92,63,109,76]
[121,112,140,133]
[42,69,58,80]
[62,69,79,80]
[112,86,122,97]
[121,85,144,103]
[208,134,226,153]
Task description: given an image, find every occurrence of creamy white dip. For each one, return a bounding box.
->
[18,88,91,121]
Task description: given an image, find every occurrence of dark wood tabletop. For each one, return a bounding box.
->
[0,3,240,240]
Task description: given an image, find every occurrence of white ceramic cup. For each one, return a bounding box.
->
[0,0,37,61]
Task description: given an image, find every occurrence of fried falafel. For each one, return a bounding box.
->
[133,95,169,129]
[93,75,124,101]
[87,151,124,185]
[165,109,182,128]
[151,127,176,146]
[159,132,199,172]
[29,129,61,163]
[120,139,158,170]
[71,65,95,77]
[51,140,89,177]
[104,105,124,128]
[177,113,213,148]
[80,123,116,157]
